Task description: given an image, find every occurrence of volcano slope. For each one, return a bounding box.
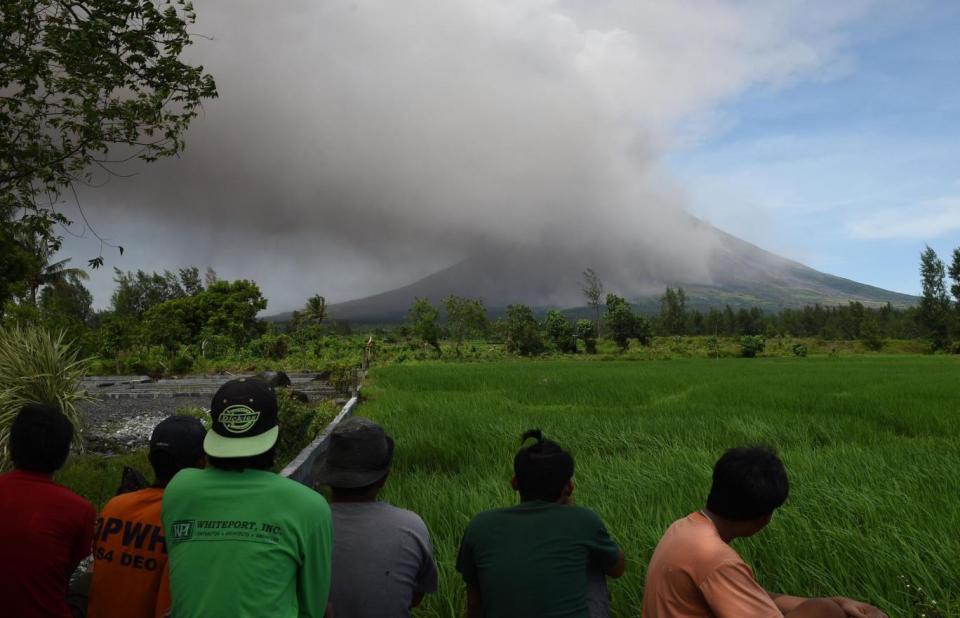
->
[320,222,915,323]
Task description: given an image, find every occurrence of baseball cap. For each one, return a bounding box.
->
[150,415,206,468]
[204,377,279,458]
[314,417,394,488]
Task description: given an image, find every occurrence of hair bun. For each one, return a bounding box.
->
[520,429,544,445]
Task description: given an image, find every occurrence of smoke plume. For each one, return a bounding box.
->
[68,0,878,310]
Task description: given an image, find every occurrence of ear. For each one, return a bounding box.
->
[195,454,208,469]
[510,475,519,491]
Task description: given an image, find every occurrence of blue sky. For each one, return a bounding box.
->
[668,2,960,295]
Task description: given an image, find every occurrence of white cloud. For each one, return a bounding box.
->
[848,197,960,240]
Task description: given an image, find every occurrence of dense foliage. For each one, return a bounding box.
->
[1,0,216,260]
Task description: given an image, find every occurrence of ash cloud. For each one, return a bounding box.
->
[67,0,878,310]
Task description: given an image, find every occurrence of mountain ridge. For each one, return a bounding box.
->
[268,223,916,323]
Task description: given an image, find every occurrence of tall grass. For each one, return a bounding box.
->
[362,357,960,617]
[0,325,92,470]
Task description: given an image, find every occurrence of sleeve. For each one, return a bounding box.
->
[70,501,97,571]
[154,562,172,618]
[455,523,478,584]
[298,499,333,618]
[699,561,783,618]
[415,520,439,595]
[585,512,622,572]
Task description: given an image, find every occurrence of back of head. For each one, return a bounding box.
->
[513,429,574,502]
[10,404,74,474]
[707,445,789,520]
[149,415,207,485]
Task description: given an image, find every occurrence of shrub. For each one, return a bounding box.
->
[249,333,291,360]
[740,335,766,358]
[503,305,545,356]
[274,393,339,468]
[170,352,195,375]
[0,326,92,470]
[792,343,808,357]
[545,311,576,353]
[325,360,356,395]
[605,294,652,351]
[575,319,598,354]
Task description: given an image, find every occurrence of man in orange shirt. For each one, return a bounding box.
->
[87,415,206,618]
[642,446,887,618]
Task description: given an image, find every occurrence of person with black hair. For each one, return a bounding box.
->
[160,377,333,617]
[0,404,96,618]
[86,415,206,618]
[316,417,438,617]
[457,429,626,618]
[642,446,887,618]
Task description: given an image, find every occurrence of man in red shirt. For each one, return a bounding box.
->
[0,404,95,618]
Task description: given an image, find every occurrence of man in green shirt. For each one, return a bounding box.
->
[457,430,626,618]
[161,377,333,618]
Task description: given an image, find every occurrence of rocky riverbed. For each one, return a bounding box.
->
[77,373,339,454]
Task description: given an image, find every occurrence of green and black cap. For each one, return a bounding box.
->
[204,377,279,458]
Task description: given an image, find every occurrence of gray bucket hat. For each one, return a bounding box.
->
[315,417,394,488]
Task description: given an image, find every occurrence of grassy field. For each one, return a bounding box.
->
[361,356,960,617]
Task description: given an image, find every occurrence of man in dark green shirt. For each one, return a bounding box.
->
[457,430,625,618]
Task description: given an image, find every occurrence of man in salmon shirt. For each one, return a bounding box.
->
[642,446,887,618]
[0,404,95,618]
[86,415,206,618]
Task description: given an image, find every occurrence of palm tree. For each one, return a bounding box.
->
[25,237,88,306]
[303,295,327,325]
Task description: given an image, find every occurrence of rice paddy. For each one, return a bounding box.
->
[362,356,960,617]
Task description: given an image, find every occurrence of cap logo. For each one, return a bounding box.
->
[219,404,260,434]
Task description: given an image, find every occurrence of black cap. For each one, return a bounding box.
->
[205,377,280,458]
[150,415,206,468]
[315,417,394,488]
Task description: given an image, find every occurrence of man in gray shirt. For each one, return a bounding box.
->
[315,417,437,617]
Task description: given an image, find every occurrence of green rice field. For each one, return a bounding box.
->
[362,356,960,617]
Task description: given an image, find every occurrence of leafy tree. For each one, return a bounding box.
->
[204,267,219,288]
[658,287,687,335]
[111,268,186,319]
[407,298,440,354]
[442,295,488,354]
[859,315,884,351]
[140,279,267,350]
[0,225,33,315]
[949,247,960,305]
[918,246,951,350]
[575,319,597,354]
[503,304,545,356]
[304,295,328,326]
[1,0,217,260]
[581,268,604,333]
[604,294,652,351]
[740,335,765,358]
[179,267,204,297]
[544,310,576,353]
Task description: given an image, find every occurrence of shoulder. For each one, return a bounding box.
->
[52,481,95,518]
[164,467,204,494]
[566,505,607,525]
[379,503,430,531]
[269,474,331,515]
[658,516,742,581]
[101,487,162,517]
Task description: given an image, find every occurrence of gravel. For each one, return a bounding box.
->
[78,394,209,455]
